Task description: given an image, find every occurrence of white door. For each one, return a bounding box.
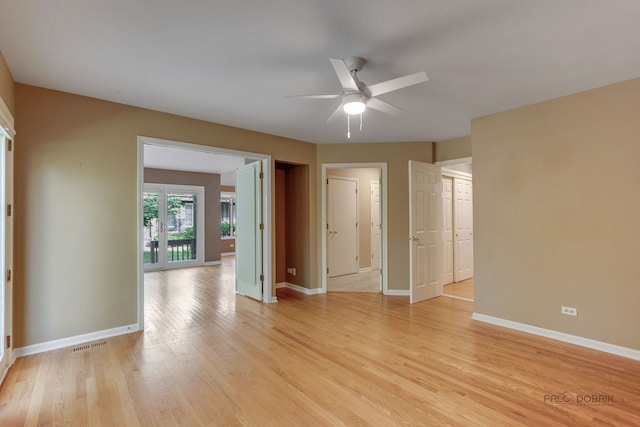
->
[370,180,381,271]
[409,161,442,304]
[236,162,263,300]
[441,177,454,285]
[0,131,13,379]
[327,177,358,277]
[454,178,474,282]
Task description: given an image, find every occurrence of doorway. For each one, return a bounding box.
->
[137,136,273,330]
[438,162,474,302]
[321,164,387,294]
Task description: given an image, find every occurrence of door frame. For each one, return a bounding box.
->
[320,163,388,294]
[370,179,382,271]
[0,99,14,380]
[137,136,273,330]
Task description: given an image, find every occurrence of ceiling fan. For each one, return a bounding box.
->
[286,57,428,137]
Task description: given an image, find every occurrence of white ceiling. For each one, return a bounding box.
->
[144,144,245,186]
[2,1,640,144]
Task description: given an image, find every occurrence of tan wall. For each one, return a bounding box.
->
[284,164,310,287]
[435,136,471,162]
[275,167,286,283]
[472,77,640,350]
[0,50,14,115]
[317,142,433,291]
[327,168,381,269]
[144,168,221,263]
[220,238,235,254]
[14,83,316,348]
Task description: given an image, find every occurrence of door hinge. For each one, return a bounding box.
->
[259,274,264,282]
[327,267,329,274]
[355,222,358,227]
[259,223,264,230]
[7,140,12,152]
[327,179,329,185]
[6,336,10,348]
[6,204,11,217]
[6,270,10,282]
[259,172,264,179]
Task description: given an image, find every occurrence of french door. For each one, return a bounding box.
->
[143,184,204,270]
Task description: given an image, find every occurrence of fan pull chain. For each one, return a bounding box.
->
[360,112,363,131]
[347,114,351,139]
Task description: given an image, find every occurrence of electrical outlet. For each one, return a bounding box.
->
[561,306,577,316]
[287,268,293,274]
[291,268,296,276]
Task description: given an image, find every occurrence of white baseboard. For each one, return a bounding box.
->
[221,252,235,257]
[204,260,222,266]
[359,267,372,273]
[472,313,640,361]
[285,282,323,295]
[386,289,410,296]
[275,282,287,289]
[14,323,140,358]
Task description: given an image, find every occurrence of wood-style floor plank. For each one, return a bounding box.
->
[1,257,639,426]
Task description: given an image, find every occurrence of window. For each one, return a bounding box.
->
[221,192,236,238]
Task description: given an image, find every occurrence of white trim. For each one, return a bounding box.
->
[275,282,287,289]
[472,313,640,361]
[137,140,144,330]
[385,289,410,296]
[14,324,140,358]
[221,252,235,256]
[321,163,388,297]
[204,260,222,266]
[442,293,474,303]
[441,168,472,180]
[0,96,15,138]
[359,267,372,273]
[286,283,323,295]
[435,157,472,167]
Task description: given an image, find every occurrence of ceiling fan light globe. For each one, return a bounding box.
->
[342,93,366,115]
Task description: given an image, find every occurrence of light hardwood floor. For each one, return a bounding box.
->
[1,257,639,425]
[443,278,474,301]
[327,269,381,292]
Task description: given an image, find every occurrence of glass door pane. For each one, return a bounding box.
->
[143,188,164,269]
[166,192,197,264]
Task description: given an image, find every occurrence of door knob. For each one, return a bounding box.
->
[409,236,419,241]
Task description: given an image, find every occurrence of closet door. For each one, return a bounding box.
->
[454,178,473,282]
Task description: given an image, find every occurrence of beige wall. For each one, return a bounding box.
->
[472,77,640,350]
[317,142,433,291]
[275,167,286,282]
[144,168,221,263]
[14,83,316,348]
[0,50,14,115]
[435,136,471,162]
[284,164,310,287]
[220,238,235,254]
[327,167,381,270]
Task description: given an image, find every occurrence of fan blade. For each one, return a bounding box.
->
[368,71,428,97]
[326,104,343,123]
[330,58,359,91]
[367,98,404,116]
[285,94,340,99]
